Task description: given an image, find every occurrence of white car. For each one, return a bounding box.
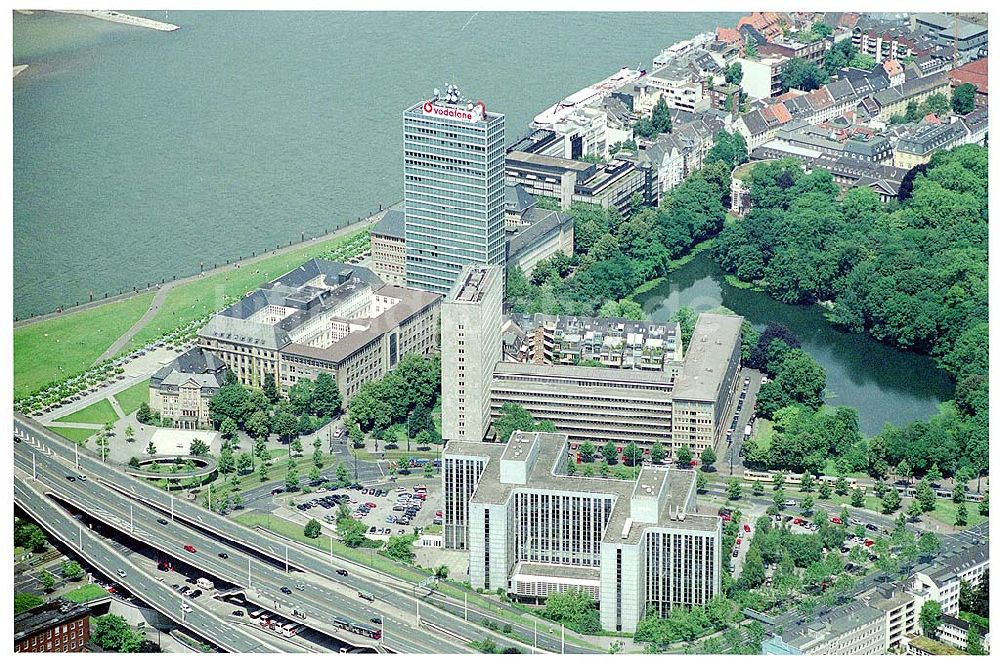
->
[116,569,127,578]
[182,604,192,613]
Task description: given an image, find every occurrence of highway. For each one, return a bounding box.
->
[13,476,277,653]
[15,416,561,653]
[12,438,464,654]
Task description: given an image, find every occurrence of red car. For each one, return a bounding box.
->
[864,539,875,547]
[183,544,197,553]
[831,517,843,525]
[721,514,732,522]
[365,502,377,509]
[736,538,742,545]
[435,510,443,517]
[743,524,751,533]
[792,518,802,525]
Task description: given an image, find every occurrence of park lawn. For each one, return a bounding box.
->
[114,380,150,415]
[49,426,100,444]
[53,399,118,426]
[126,228,372,351]
[928,500,987,528]
[61,583,109,604]
[13,292,155,398]
[754,418,774,447]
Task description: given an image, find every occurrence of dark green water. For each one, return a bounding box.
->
[635,253,954,434]
[13,10,741,318]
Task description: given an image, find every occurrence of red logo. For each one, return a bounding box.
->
[423,101,433,113]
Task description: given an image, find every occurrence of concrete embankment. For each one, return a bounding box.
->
[50,10,180,32]
[14,65,28,79]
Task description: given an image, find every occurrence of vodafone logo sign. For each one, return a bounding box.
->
[421,99,487,123]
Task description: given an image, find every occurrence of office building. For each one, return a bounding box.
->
[911,14,988,62]
[763,600,888,655]
[15,600,91,653]
[506,208,575,280]
[403,85,506,295]
[148,347,227,430]
[370,209,406,287]
[857,582,920,652]
[443,430,722,632]
[199,259,440,400]
[441,265,504,442]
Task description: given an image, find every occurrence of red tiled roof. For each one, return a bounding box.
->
[716,27,742,44]
[949,58,988,95]
[770,102,792,124]
[882,59,904,77]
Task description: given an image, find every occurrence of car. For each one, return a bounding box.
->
[731,550,739,558]
[840,545,852,554]
[369,526,378,533]
[370,617,382,624]
[157,518,169,525]
[865,523,880,532]
[184,544,197,553]
[736,538,742,545]
[280,586,292,595]
[831,517,843,525]
[864,539,875,547]
[232,610,245,617]
[365,502,377,509]
[179,586,190,594]
[184,588,196,597]
[171,584,181,590]
[398,529,405,534]
[271,488,284,495]
[218,552,229,559]
[66,475,76,482]
[181,604,192,613]
[792,518,802,525]
[295,583,305,591]
[743,524,751,533]
[116,569,127,577]
[190,589,203,599]
[395,487,406,494]
[785,499,797,506]
[336,569,349,576]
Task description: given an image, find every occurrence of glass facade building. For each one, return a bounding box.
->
[403,91,506,294]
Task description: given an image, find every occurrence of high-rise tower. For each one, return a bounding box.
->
[403,84,506,295]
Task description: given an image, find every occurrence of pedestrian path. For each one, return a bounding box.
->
[108,395,126,419]
[96,283,175,363]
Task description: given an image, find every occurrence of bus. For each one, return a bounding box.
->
[358,590,374,602]
[350,623,381,640]
[248,609,265,619]
[281,623,298,636]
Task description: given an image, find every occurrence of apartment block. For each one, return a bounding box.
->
[370,209,406,287]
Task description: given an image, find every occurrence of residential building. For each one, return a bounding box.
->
[758,36,828,66]
[949,57,988,106]
[892,120,971,169]
[738,56,788,100]
[148,347,227,430]
[735,102,791,151]
[443,430,722,633]
[911,541,989,617]
[506,208,574,280]
[911,13,988,62]
[937,614,990,653]
[882,59,905,86]
[772,119,892,163]
[852,26,919,63]
[403,85,506,295]
[643,55,713,114]
[508,314,683,370]
[905,635,969,656]
[14,600,91,653]
[737,12,786,41]
[763,600,888,655]
[870,72,951,122]
[199,259,440,399]
[370,208,406,287]
[744,149,907,204]
[441,265,504,442]
[856,582,920,652]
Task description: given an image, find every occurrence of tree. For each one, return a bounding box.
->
[539,589,601,634]
[801,495,814,515]
[966,626,984,655]
[651,442,666,465]
[272,411,298,445]
[850,487,866,508]
[951,82,977,115]
[979,492,988,516]
[304,518,322,539]
[493,402,554,442]
[123,424,135,443]
[955,503,968,527]
[312,447,323,470]
[128,456,140,469]
[383,534,417,562]
[236,452,253,475]
[580,441,596,463]
[701,447,717,470]
[772,488,785,510]
[835,476,849,496]
[915,480,936,513]
[335,463,350,486]
[285,468,300,491]
[61,560,84,581]
[39,570,56,592]
[696,471,708,494]
[925,463,942,484]
[744,36,758,58]
[724,61,743,85]
[349,423,364,449]
[881,487,901,514]
[145,441,156,455]
[217,447,235,474]
[895,460,913,485]
[14,592,43,615]
[311,373,342,418]
[752,480,765,496]
[189,438,209,456]
[727,478,742,501]
[263,373,280,403]
[675,445,692,468]
[818,483,831,499]
[136,402,152,425]
[920,600,942,638]
[952,483,965,505]
[622,443,641,467]
[90,614,144,653]
[781,57,829,92]
[602,441,619,465]
[566,458,577,476]
[670,306,697,350]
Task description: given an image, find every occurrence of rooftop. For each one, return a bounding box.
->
[446,265,501,305]
[672,313,743,403]
[15,600,90,642]
[371,208,405,241]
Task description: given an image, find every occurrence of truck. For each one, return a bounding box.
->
[743,424,752,441]
[196,577,215,590]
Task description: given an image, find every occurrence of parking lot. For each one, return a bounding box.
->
[285,478,442,542]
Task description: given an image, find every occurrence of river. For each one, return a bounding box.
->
[634,253,955,435]
[13,10,741,319]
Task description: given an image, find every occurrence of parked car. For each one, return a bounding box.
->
[184,544,197,553]
[233,610,245,617]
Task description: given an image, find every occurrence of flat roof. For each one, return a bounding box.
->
[15,601,90,642]
[672,313,742,403]
[445,265,501,305]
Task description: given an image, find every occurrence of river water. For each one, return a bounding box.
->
[634,253,954,434]
[13,9,740,318]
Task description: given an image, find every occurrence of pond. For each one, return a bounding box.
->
[634,252,955,435]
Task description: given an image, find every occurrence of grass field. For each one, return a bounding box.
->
[754,418,774,446]
[49,426,100,444]
[13,292,155,399]
[61,583,110,604]
[53,399,118,425]
[929,500,988,528]
[114,380,150,415]
[125,229,371,352]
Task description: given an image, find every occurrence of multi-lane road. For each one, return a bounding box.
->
[14,415,579,654]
